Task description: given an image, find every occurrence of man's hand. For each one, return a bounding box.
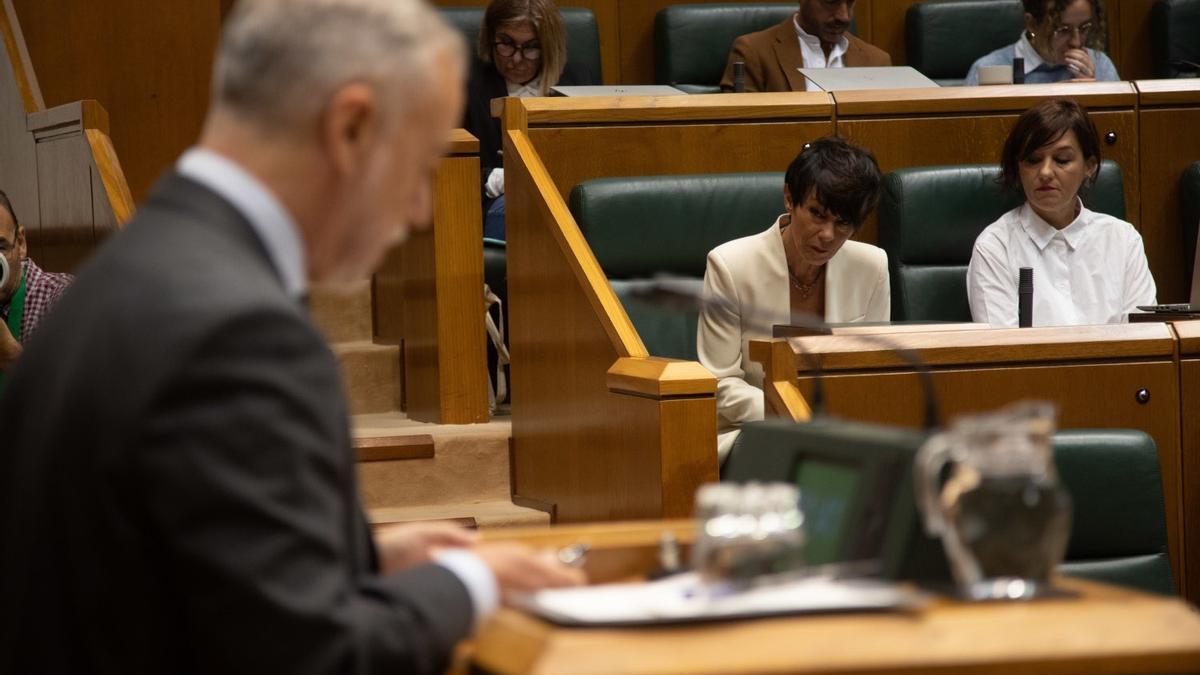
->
[374,522,480,574]
[1064,48,1096,81]
[0,328,20,372]
[475,543,587,601]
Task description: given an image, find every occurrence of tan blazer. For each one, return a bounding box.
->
[719,15,892,92]
[697,218,890,459]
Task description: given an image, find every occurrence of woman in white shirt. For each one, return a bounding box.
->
[967,98,1155,327]
[698,138,891,460]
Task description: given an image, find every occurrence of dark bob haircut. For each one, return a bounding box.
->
[784,136,882,230]
[999,98,1100,199]
[0,189,17,233]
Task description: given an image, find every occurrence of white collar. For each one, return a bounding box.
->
[793,14,849,59]
[1020,198,1090,251]
[177,148,307,299]
[506,75,542,98]
[1015,33,1045,74]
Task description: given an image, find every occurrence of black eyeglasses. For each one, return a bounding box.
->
[1050,20,1094,40]
[494,38,541,60]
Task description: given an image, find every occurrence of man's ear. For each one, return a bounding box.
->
[15,225,26,260]
[322,83,380,178]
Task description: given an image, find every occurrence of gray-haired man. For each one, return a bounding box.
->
[0,1,581,673]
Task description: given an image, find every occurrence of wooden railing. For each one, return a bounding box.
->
[0,0,132,271]
[503,98,719,523]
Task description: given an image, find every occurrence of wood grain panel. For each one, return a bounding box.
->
[0,0,38,236]
[395,150,490,424]
[869,0,919,67]
[796,359,1184,596]
[1117,0,1158,80]
[1136,85,1200,302]
[836,107,1139,246]
[516,91,832,124]
[531,120,832,200]
[13,1,222,205]
[506,127,718,523]
[473,577,1200,675]
[1175,319,1200,355]
[1181,359,1200,607]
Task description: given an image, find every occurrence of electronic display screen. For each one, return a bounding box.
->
[794,459,860,565]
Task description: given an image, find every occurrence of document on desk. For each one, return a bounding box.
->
[516,572,925,627]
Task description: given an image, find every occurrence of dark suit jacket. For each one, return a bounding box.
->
[719,16,892,92]
[0,174,474,674]
[463,58,595,205]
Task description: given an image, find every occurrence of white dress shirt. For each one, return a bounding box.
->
[698,217,890,459]
[967,200,1156,327]
[794,14,848,68]
[176,147,500,627]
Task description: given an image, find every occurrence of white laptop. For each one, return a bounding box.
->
[798,66,939,91]
[550,85,687,97]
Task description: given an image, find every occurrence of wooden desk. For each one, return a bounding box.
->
[471,576,1200,675]
[1174,320,1200,615]
[748,324,1187,598]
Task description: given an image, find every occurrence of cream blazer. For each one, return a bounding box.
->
[697,217,891,459]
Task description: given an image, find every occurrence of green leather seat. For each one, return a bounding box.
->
[1181,162,1200,287]
[1151,0,1200,78]
[905,0,1024,86]
[1054,430,1175,595]
[440,6,603,82]
[569,173,785,359]
[878,161,1126,322]
[654,4,811,94]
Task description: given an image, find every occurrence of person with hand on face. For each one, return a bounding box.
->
[966,0,1118,85]
[463,0,595,240]
[719,0,891,93]
[0,1,583,674]
[0,189,73,380]
[698,137,890,461]
[968,98,1155,327]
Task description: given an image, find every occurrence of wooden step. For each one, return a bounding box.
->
[309,279,374,344]
[367,501,549,529]
[333,341,401,415]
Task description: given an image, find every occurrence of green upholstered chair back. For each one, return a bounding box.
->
[569,173,785,359]
[1054,430,1175,595]
[439,6,603,82]
[1152,0,1200,78]
[905,0,1025,86]
[1181,162,1200,291]
[878,161,1126,322]
[654,4,812,94]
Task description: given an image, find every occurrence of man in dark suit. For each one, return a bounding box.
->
[0,1,581,673]
[720,0,891,92]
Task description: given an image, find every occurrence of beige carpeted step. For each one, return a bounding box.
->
[355,413,522,513]
[367,501,549,529]
[309,280,374,344]
[333,341,402,415]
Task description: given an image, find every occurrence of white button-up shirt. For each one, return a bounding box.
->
[967,200,1156,327]
[794,14,848,69]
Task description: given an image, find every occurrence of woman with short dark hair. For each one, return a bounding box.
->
[463,0,595,240]
[965,0,1118,85]
[967,98,1155,326]
[698,137,890,459]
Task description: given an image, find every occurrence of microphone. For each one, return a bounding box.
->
[1012,57,1025,84]
[624,276,941,430]
[732,61,746,93]
[1018,267,1033,328]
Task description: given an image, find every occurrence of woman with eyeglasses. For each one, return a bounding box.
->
[965,0,1119,85]
[464,0,595,240]
[967,98,1155,327]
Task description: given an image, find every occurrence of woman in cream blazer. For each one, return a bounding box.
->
[697,139,890,460]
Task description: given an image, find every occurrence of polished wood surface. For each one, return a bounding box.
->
[505,119,718,523]
[12,0,223,204]
[374,133,490,425]
[1173,320,1200,609]
[1135,80,1200,302]
[354,434,436,463]
[1,3,131,271]
[512,91,833,123]
[472,576,1200,675]
[750,324,1187,599]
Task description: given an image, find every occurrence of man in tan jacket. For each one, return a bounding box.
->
[720,0,891,92]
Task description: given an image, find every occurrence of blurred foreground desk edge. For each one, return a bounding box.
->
[465,531,1200,675]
